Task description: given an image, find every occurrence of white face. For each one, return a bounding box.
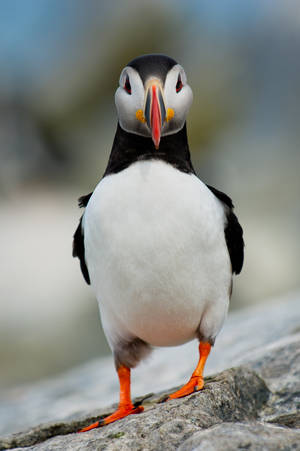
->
[115,64,193,142]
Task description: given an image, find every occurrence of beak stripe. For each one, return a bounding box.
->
[158,90,166,126]
[145,90,151,129]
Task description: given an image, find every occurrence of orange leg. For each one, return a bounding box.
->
[168,341,211,400]
[78,365,143,432]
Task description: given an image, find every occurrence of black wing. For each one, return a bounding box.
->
[207,185,244,275]
[72,193,93,285]
[78,192,92,208]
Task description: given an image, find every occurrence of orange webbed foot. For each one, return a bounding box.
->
[78,403,144,432]
[78,365,144,432]
[168,376,204,400]
[166,341,211,401]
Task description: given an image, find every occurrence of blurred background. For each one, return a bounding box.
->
[1,0,299,391]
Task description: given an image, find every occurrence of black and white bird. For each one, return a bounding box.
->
[73,54,244,432]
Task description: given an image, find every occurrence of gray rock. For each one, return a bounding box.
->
[0,292,299,450]
[178,423,300,451]
[248,333,300,424]
[0,367,270,450]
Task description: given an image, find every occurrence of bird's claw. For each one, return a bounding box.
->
[157,394,169,403]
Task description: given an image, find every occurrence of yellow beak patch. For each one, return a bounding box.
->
[166,108,174,122]
[136,108,174,124]
[136,109,146,123]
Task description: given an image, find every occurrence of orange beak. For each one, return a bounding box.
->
[144,81,166,149]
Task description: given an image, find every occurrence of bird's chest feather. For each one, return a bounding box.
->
[84,160,230,346]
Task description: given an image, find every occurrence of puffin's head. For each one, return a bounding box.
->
[115,54,193,149]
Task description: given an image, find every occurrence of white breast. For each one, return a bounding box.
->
[84,160,231,349]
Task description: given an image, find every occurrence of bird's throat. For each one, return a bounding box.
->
[104,123,194,177]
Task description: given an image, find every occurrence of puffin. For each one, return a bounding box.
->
[73,54,244,432]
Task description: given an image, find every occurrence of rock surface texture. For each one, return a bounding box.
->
[0,292,299,450]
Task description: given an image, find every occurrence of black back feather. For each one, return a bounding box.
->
[207,186,244,275]
[72,215,90,285]
[224,210,244,275]
[78,193,92,208]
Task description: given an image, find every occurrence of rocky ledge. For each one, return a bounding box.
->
[0,292,299,450]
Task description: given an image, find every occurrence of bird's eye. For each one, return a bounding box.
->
[124,75,131,94]
[176,74,183,93]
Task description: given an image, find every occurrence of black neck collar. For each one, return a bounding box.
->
[103,123,195,177]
